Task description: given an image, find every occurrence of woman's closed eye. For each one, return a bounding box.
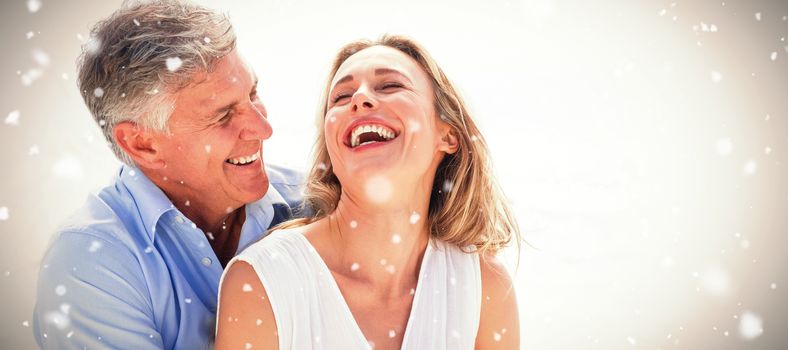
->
[331,82,404,104]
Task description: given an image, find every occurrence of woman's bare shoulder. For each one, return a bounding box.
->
[215,261,278,350]
[476,253,520,349]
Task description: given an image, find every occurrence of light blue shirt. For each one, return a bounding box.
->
[32,164,306,349]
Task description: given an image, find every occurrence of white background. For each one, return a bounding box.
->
[1,0,787,348]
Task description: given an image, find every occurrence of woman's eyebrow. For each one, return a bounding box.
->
[375,68,412,84]
[331,74,354,90]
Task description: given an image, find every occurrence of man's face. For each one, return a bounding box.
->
[152,50,272,210]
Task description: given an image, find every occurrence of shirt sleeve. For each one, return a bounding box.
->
[32,231,164,350]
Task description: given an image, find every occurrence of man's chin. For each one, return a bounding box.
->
[233,176,270,204]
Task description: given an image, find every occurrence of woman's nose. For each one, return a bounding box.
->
[351,89,376,113]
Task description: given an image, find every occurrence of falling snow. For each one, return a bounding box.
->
[27,0,42,13]
[32,49,50,66]
[0,207,8,221]
[743,160,757,175]
[716,138,732,156]
[351,262,360,271]
[409,212,420,224]
[242,283,253,292]
[166,57,183,72]
[710,71,723,83]
[391,234,401,244]
[54,285,67,296]
[5,110,20,125]
[739,311,764,339]
[702,267,731,296]
[349,220,357,229]
[88,240,102,253]
[364,175,393,204]
[93,87,104,98]
[52,156,84,179]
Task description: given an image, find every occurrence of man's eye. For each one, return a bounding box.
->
[218,111,232,124]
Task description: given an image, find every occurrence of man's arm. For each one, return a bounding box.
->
[33,231,163,349]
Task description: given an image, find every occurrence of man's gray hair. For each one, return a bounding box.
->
[78,0,237,165]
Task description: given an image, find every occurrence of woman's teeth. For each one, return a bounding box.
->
[350,124,396,148]
[226,150,260,165]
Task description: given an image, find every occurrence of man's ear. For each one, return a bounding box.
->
[437,122,459,155]
[113,121,166,169]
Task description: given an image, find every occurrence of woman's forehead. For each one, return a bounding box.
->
[332,46,423,85]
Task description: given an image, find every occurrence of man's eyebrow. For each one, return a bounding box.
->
[203,75,258,119]
[374,68,412,84]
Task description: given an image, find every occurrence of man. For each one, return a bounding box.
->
[32,1,305,348]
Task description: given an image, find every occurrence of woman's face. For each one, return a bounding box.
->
[324,45,451,204]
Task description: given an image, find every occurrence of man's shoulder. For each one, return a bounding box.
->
[51,184,149,260]
[265,163,309,213]
[265,163,307,187]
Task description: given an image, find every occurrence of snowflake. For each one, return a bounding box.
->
[87,241,104,254]
[743,160,757,175]
[715,138,732,156]
[409,212,420,224]
[0,206,8,221]
[242,283,253,292]
[54,284,67,296]
[364,175,393,204]
[739,311,763,339]
[27,0,41,13]
[166,57,183,72]
[5,110,20,125]
[710,71,723,83]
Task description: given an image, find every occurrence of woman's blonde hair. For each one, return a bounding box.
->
[283,34,520,255]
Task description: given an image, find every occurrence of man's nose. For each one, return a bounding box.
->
[239,102,272,140]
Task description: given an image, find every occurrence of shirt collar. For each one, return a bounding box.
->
[236,181,290,253]
[118,165,291,245]
[118,165,177,243]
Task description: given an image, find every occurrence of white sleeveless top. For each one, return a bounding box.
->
[222,226,482,349]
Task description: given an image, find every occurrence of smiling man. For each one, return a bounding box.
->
[31,1,305,349]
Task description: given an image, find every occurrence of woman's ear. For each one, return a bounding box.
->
[113,121,166,169]
[437,120,459,155]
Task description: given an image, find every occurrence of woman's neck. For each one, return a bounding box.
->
[320,195,432,298]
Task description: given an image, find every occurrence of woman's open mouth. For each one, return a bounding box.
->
[345,122,399,149]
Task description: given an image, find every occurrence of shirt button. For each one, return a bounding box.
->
[175,216,185,224]
[201,257,212,267]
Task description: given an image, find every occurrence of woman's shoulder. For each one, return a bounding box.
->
[476,252,520,348]
[236,226,310,262]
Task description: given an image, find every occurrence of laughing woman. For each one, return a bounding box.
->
[215,35,521,350]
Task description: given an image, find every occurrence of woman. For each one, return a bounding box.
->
[215,35,521,349]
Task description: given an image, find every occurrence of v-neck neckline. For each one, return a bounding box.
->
[293,231,433,349]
